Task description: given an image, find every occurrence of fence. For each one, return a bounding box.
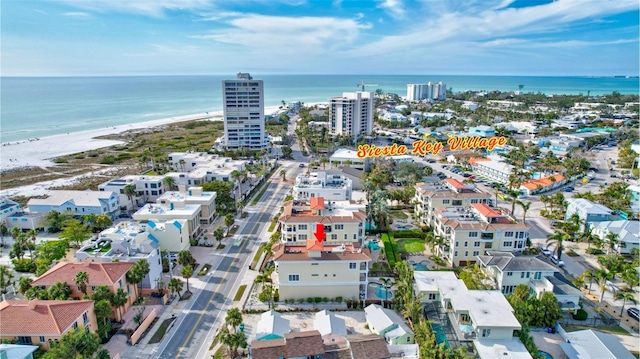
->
[130,308,157,345]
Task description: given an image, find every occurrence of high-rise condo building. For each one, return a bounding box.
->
[329,91,374,139]
[222,73,268,150]
[407,81,447,101]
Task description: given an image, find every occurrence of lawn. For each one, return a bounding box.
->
[390,210,409,219]
[396,238,426,252]
[234,285,247,301]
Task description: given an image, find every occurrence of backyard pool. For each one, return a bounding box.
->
[368,241,380,250]
[430,323,450,348]
[413,260,430,271]
[368,282,393,300]
[538,351,553,359]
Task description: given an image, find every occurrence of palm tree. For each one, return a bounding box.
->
[162,176,176,192]
[111,288,129,322]
[582,270,596,294]
[124,184,137,210]
[606,232,620,255]
[231,170,243,201]
[177,250,196,267]
[178,159,186,172]
[181,265,194,293]
[379,277,393,300]
[214,227,225,248]
[0,222,8,248]
[547,231,569,261]
[220,327,247,358]
[94,299,113,336]
[517,200,531,223]
[280,169,287,181]
[225,307,243,333]
[168,278,184,300]
[225,213,235,235]
[615,291,637,317]
[74,271,89,295]
[0,265,13,294]
[17,276,32,294]
[595,269,613,304]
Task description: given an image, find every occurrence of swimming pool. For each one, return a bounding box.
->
[368,282,393,300]
[414,260,430,271]
[430,323,450,348]
[538,351,553,359]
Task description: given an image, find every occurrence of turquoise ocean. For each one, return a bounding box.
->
[1,75,638,143]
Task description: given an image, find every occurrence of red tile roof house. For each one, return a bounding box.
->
[30,260,135,321]
[0,299,98,350]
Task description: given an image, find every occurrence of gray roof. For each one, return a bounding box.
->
[563,329,634,359]
[0,344,38,359]
[592,220,640,244]
[546,272,582,296]
[478,252,557,272]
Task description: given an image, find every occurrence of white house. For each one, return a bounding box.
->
[293,171,353,201]
[156,187,217,225]
[255,310,290,341]
[329,148,369,170]
[364,304,414,345]
[591,220,640,255]
[75,226,163,289]
[565,198,612,229]
[27,190,120,220]
[559,329,635,359]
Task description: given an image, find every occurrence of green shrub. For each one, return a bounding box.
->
[274,289,280,302]
[393,229,426,239]
[100,155,117,164]
[53,157,68,163]
[586,248,604,255]
[12,258,36,273]
[307,297,314,304]
[335,296,343,303]
[314,297,322,303]
[572,309,588,321]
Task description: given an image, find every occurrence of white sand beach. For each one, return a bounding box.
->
[0,112,222,172]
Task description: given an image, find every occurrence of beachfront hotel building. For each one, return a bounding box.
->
[222,72,268,150]
[292,171,353,201]
[329,91,374,139]
[406,82,446,101]
[414,179,493,229]
[272,197,371,300]
[431,203,529,267]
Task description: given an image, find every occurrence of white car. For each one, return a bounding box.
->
[551,255,565,267]
[540,247,552,256]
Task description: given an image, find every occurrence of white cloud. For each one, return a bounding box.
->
[53,0,213,17]
[376,0,405,20]
[63,11,91,17]
[192,14,370,56]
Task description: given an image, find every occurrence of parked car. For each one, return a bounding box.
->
[563,187,574,192]
[551,255,565,267]
[462,173,471,177]
[549,220,558,227]
[299,163,305,168]
[540,247,552,256]
[628,307,640,321]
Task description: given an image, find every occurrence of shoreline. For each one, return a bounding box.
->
[0,102,318,173]
[0,112,221,172]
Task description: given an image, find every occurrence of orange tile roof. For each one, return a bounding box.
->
[521,174,564,190]
[472,203,500,218]
[31,259,133,287]
[444,178,466,189]
[0,300,94,336]
[306,239,324,250]
[310,197,325,210]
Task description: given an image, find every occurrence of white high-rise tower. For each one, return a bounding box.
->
[222,73,268,150]
[329,91,374,139]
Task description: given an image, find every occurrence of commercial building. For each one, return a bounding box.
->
[414,179,493,229]
[222,72,268,150]
[0,300,98,351]
[330,91,374,138]
[27,190,120,221]
[406,82,446,101]
[432,203,529,266]
[293,171,353,201]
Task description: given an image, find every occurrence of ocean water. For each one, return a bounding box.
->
[1,75,638,143]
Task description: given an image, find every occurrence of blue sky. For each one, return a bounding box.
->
[2,0,638,76]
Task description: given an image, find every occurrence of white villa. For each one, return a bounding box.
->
[132,202,201,249]
[591,220,640,255]
[156,187,217,225]
[27,190,120,221]
[292,171,353,201]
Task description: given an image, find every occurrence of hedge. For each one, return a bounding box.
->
[393,229,426,239]
[381,233,402,267]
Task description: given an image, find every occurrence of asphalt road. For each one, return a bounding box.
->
[153,165,296,358]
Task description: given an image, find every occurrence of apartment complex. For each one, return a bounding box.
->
[329,91,374,138]
[468,156,514,184]
[432,203,529,267]
[99,175,165,211]
[292,171,353,201]
[156,187,217,224]
[133,202,202,245]
[414,179,493,229]
[406,82,446,101]
[0,300,98,350]
[222,72,268,150]
[273,197,370,300]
